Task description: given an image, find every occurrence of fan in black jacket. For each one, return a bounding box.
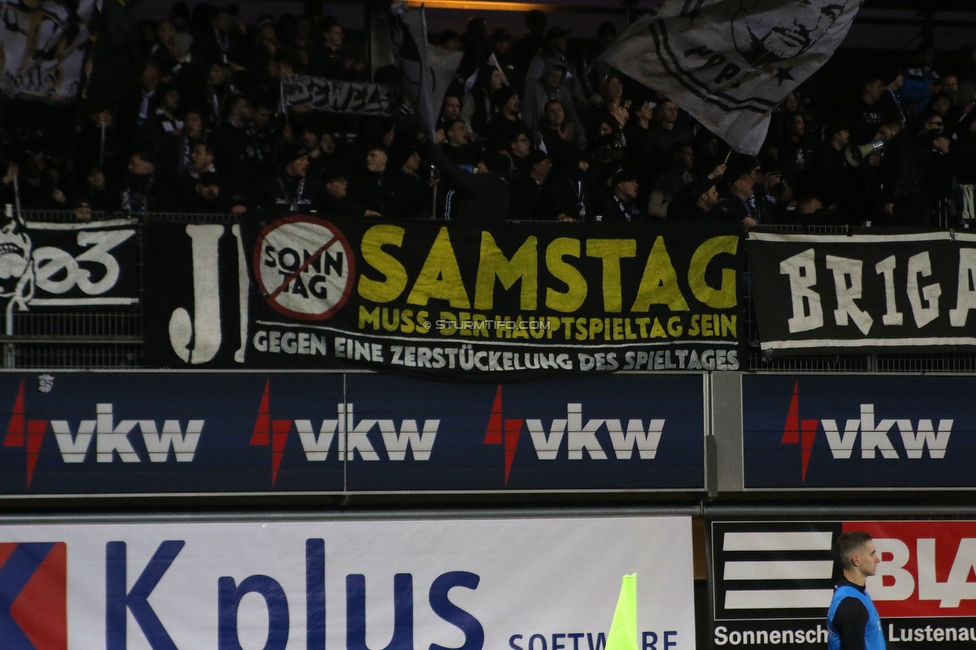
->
[425,143,510,222]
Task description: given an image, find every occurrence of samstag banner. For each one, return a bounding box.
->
[710,520,976,650]
[749,230,976,353]
[0,0,99,102]
[143,217,744,378]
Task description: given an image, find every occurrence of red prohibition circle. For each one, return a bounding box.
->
[253,214,356,321]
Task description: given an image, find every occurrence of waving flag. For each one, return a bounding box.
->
[391,2,463,139]
[599,0,863,154]
[0,0,99,103]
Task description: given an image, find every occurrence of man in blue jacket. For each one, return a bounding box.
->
[827,532,885,650]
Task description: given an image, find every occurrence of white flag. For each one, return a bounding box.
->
[600,0,863,155]
[0,0,100,103]
[391,2,463,139]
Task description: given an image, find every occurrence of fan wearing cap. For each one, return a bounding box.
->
[491,28,518,87]
[509,150,552,220]
[841,70,888,147]
[385,146,434,219]
[120,150,159,214]
[511,10,548,92]
[117,61,160,138]
[714,156,762,227]
[182,172,240,213]
[541,152,593,222]
[252,143,320,212]
[526,26,584,104]
[598,168,646,223]
[204,62,238,127]
[146,83,183,143]
[754,158,791,224]
[211,95,266,199]
[319,166,381,218]
[778,112,813,190]
[193,6,243,69]
[240,15,280,81]
[810,121,853,215]
[484,87,527,153]
[523,62,585,150]
[163,31,207,111]
[922,129,955,225]
[878,67,906,128]
[669,176,720,221]
[581,22,617,99]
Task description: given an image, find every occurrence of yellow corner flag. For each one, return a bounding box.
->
[606,573,638,650]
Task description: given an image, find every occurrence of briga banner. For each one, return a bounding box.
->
[710,520,976,650]
[748,230,976,353]
[0,516,696,650]
[143,216,744,378]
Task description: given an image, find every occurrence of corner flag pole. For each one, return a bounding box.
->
[606,574,638,650]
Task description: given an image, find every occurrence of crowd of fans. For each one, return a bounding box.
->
[1,3,976,228]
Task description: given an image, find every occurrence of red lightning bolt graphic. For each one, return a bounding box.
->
[781,381,817,482]
[5,379,26,448]
[5,380,48,487]
[782,381,800,445]
[484,385,521,483]
[252,379,272,446]
[251,379,291,485]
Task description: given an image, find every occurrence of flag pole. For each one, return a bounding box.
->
[12,176,21,222]
[99,121,106,167]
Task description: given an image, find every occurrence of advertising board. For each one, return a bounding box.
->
[710,520,976,650]
[742,375,969,489]
[0,372,705,496]
[0,516,695,650]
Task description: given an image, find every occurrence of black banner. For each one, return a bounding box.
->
[749,229,976,353]
[144,216,744,379]
[280,74,396,115]
[2,218,139,313]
